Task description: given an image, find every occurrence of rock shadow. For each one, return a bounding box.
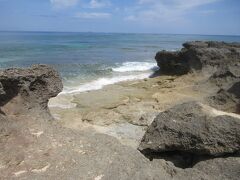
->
[141,149,240,169]
[0,79,20,107]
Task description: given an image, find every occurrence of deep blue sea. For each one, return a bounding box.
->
[0,31,240,93]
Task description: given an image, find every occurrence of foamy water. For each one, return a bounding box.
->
[61,72,151,94]
[112,62,158,72]
[59,61,159,94]
[2,32,239,109]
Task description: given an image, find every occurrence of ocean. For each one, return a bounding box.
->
[0,31,240,94]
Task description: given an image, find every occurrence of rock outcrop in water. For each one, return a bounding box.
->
[155,41,240,75]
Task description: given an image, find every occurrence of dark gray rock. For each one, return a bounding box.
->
[0,64,63,115]
[182,41,240,49]
[0,82,5,96]
[155,50,190,75]
[155,41,240,75]
[139,102,240,156]
[156,41,240,113]
[182,41,240,71]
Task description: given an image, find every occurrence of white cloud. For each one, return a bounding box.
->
[89,0,110,9]
[50,0,79,9]
[75,12,111,19]
[125,0,219,23]
[138,0,218,8]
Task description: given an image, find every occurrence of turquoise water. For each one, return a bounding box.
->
[0,32,240,93]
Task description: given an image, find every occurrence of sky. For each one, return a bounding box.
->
[0,0,239,35]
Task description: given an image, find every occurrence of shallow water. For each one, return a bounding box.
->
[1,31,240,93]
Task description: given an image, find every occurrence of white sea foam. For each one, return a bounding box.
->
[112,61,158,72]
[60,61,159,95]
[61,72,151,94]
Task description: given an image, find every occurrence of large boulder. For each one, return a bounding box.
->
[0,65,63,116]
[139,102,240,156]
[155,41,240,75]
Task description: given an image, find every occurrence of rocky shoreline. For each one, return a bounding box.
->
[0,41,240,179]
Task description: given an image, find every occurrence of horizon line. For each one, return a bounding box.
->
[0,30,240,37]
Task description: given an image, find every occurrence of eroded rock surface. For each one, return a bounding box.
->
[155,51,190,75]
[0,65,63,117]
[155,41,240,75]
[156,41,240,113]
[0,65,175,179]
[1,43,240,179]
[192,156,240,180]
[139,102,240,157]
[0,115,175,180]
[207,67,240,113]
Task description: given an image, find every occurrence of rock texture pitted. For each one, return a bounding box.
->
[139,102,240,156]
[155,51,190,75]
[155,41,240,75]
[0,65,63,116]
[1,42,240,179]
[192,157,240,180]
[156,41,240,113]
[0,65,175,180]
[207,67,240,113]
